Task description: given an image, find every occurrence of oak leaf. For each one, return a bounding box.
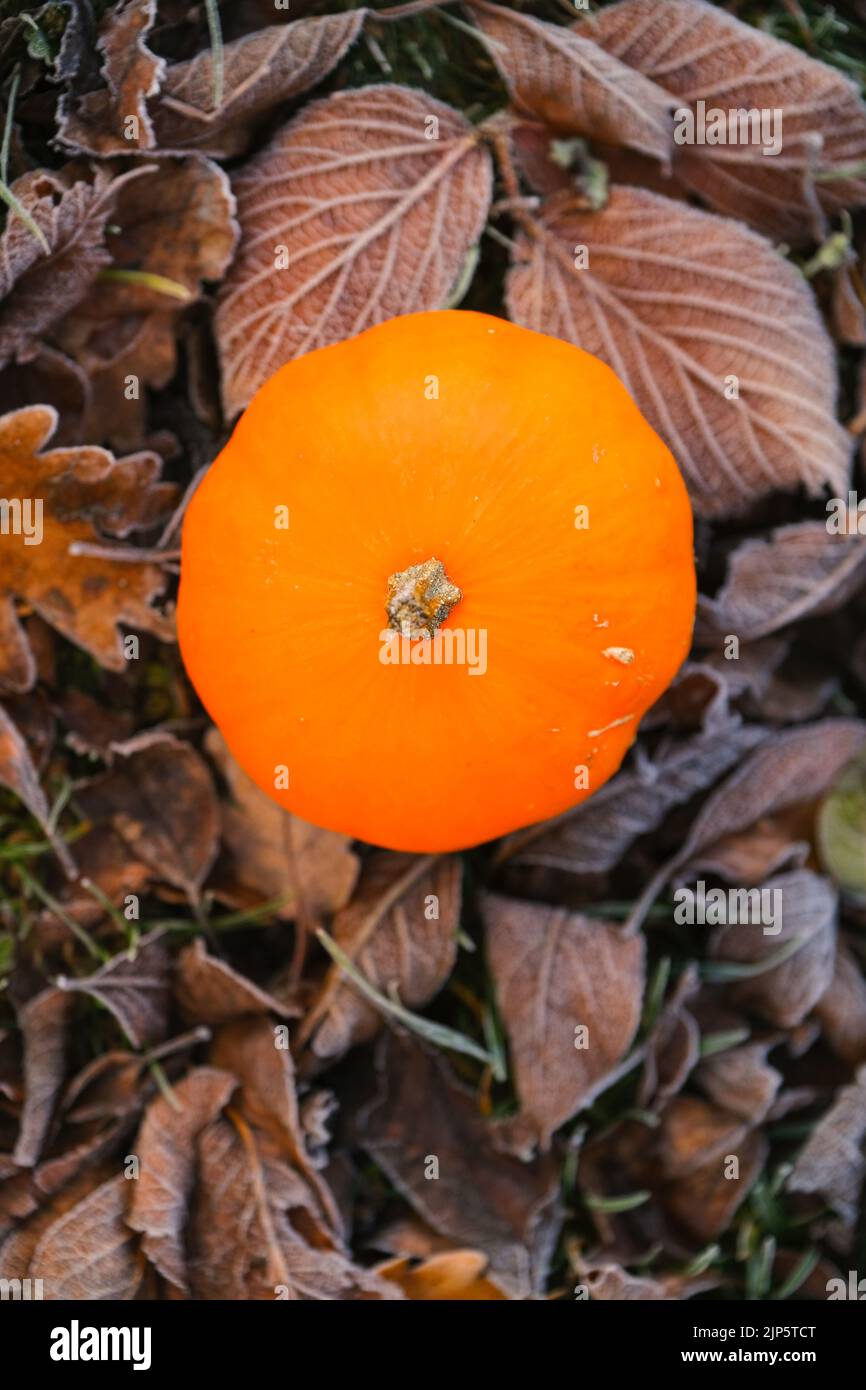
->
[0,405,174,693]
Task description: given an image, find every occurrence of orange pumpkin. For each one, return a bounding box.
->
[178,310,695,852]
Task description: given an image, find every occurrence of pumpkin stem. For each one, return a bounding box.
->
[386,557,462,638]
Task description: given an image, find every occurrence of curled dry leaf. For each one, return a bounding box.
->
[698,522,866,642]
[175,937,300,1026]
[351,1032,561,1299]
[694,1039,783,1124]
[151,12,367,158]
[13,987,74,1167]
[578,1106,766,1250]
[674,719,866,872]
[53,156,239,450]
[0,166,147,370]
[57,0,164,156]
[586,0,866,242]
[0,345,91,447]
[55,929,171,1050]
[815,941,866,1065]
[205,727,358,923]
[576,1259,717,1301]
[0,1162,115,1282]
[30,1173,144,1299]
[638,963,701,1110]
[786,1064,866,1250]
[302,853,461,1061]
[0,406,174,693]
[74,734,219,902]
[209,1016,341,1235]
[506,186,851,518]
[497,725,765,874]
[467,1,673,163]
[127,1066,237,1292]
[187,1112,400,1300]
[657,1097,768,1244]
[482,893,644,1149]
[0,703,75,873]
[216,84,494,416]
[682,809,812,889]
[708,870,837,1028]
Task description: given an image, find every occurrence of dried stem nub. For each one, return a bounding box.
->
[386,556,462,638]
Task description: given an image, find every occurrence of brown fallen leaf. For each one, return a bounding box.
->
[32,824,153,950]
[53,155,239,450]
[74,733,219,903]
[209,1016,341,1236]
[645,661,747,735]
[12,987,75,1167]
[468,1,674,163]
[216,84,494,415]
[30,1173,145,1299]
[496,725,765,874]
[628,719,866,928]
[57,0,165,156]
[586,0,866,243]
[0,405,174,693]
[507,185,851,518]
[694,1039,782,1124]
[638,963,701,1110]
[0,345,91,446]
[187,1111,400,1300]
[578,1107,766,1251]
[0,1162,117,1282]
[831,262,866,347]
[376,1249,508,1300]
[0,702,76,872]
[815,939,866,1065]
[698,522,866,642]
[657,1093,771,1243]
[0,166,147,368]
[754,654,839,726]
[301,853,461,1060]
[205,727,358,923]
[707,869,837,1028]
[127,1065,237,1292]
[786,1064,866,1251]
[482,893,644,1148]
[350,1032,561,1298]
[55,929,171,1050]
[576,1258,718,1301]
[151,12,367,158]
[682,814,812,889]
[175,937,300,1026]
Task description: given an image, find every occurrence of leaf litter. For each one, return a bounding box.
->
[1,0,866,1303]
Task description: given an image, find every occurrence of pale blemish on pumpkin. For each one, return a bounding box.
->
[587,713,635,739]
[603,646,635,665]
